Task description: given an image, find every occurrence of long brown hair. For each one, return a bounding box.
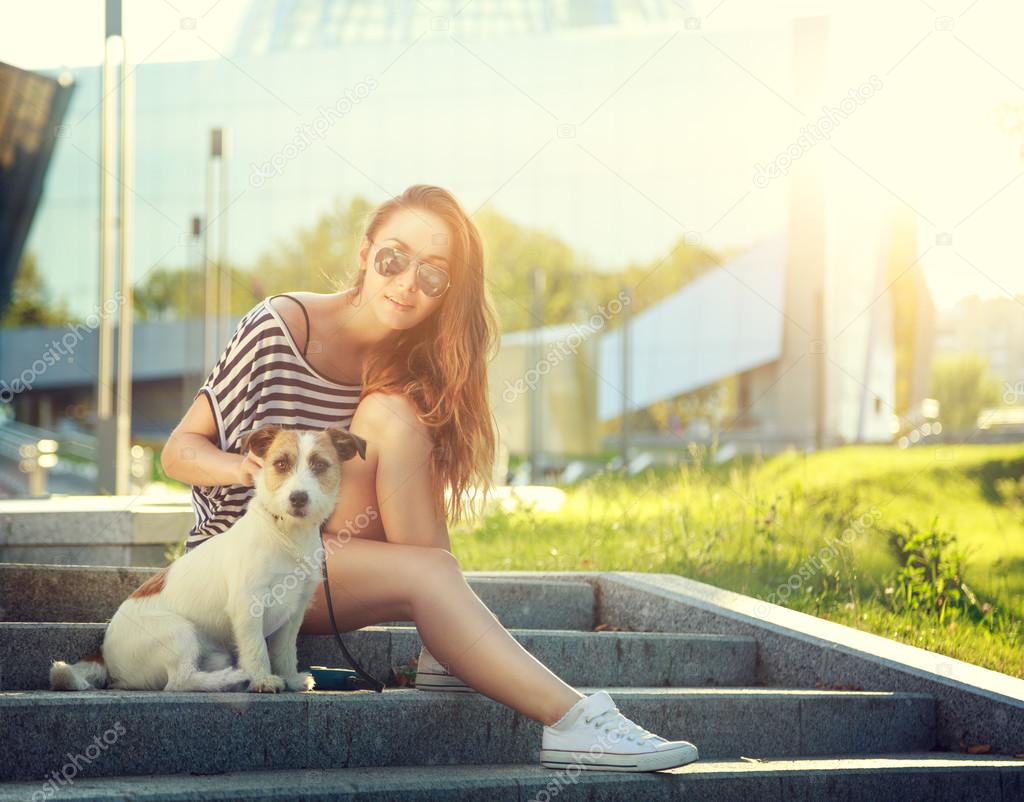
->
[336,185,499,525]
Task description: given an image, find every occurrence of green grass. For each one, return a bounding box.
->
[450,443,1024,679]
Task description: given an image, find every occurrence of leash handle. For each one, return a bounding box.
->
[318,527,386,692]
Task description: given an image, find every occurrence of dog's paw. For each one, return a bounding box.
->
[284,672,315,692]
[248,674,286,693]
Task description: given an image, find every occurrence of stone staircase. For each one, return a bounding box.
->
[1,562,1022,801]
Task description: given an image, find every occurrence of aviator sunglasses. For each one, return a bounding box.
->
[369,238,451,298]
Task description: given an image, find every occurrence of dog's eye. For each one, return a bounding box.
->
[310,459,328,473]
[274,459,290,471]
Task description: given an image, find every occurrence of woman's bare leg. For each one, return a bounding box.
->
[303,391,585,726]
[301,537,583,725]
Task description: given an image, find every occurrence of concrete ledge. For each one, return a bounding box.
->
[0,755,1021,802]
[595,571,1024,756]
[0,495,193,566]
[0,489,561,567]
[453,570,1024,755]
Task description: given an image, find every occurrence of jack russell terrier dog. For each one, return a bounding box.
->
[50,424,367,694]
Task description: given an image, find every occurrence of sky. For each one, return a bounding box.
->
[2,0,1022,312]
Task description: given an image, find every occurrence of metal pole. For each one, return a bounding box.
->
[218,128,231,349]
[204,129,221,372]
[814,287,825,450]
[528,267,544,483]
[621,285,632,467]
[182,215,202,415]
[95,0,121,494]
[114,33,134,495]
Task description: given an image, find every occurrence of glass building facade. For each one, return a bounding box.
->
[26,0,799,324]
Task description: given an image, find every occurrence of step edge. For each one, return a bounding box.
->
[0,753,1021,799]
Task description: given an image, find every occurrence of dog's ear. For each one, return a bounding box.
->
[326,428,367,462]
[238,425,280,458]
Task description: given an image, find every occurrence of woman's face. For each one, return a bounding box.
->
[358,207,453,331]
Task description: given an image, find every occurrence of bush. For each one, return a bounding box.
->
[884,518,991,627]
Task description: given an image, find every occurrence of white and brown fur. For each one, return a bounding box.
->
[50,424,366,693]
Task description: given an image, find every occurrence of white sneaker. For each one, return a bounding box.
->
[414,644,475,693]
[540,691,699,772]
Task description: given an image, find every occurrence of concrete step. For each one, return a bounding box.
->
[0,622,758,691]
[1,755,1021,802]
[0,562,595,630]
[0,687,936,782]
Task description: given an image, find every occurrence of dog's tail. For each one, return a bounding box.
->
[173,666,251,692]
[50,650,109,691]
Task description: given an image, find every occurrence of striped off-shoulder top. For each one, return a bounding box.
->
[184,294,362,552]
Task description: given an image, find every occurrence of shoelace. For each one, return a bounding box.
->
[584,707,664,744]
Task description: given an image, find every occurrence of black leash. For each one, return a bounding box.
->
[266,294,384,692]
[318,525,386,692]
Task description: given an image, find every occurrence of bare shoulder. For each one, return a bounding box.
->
[267,292,328,352]
[357,392,425,431]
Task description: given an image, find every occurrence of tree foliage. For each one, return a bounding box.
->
[930,353,1001,435]
[128,194,722,329]
[1,251,72,327]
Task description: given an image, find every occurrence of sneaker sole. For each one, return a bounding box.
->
[539,743,699,772]
[414,671,475,693]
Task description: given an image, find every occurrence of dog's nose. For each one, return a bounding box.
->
[289,490,309,507]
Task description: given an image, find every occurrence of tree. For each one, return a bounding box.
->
[930,353,1001,435]
[133,265,194,321]
[247,195,375,308]
[474,204,599,331]
[133,262,259,320]
[1,251,73,327]
[475,202,724,333]
[247,194,725,332]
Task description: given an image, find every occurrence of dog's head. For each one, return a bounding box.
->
[238,425,368,528]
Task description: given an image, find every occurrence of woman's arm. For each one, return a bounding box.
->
[161,394,252,489]
[165,300,271,491]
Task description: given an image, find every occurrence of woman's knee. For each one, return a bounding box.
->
[409,547,463,599]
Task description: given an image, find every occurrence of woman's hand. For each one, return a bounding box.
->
[235,451,265,487]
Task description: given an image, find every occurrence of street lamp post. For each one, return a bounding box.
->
[204,128,231,373]
[95,0,133,495]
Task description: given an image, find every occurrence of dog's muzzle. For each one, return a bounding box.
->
[289,490,309,516]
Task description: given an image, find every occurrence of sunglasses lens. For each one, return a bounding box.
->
[375,246,408,277]
[418,265,449,297]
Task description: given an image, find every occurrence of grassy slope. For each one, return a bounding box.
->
[451,444,1024,678]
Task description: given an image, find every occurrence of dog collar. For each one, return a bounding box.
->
[249,498,310,563]
[251,497,286,529]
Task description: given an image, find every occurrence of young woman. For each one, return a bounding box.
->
[161,184,699,772]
